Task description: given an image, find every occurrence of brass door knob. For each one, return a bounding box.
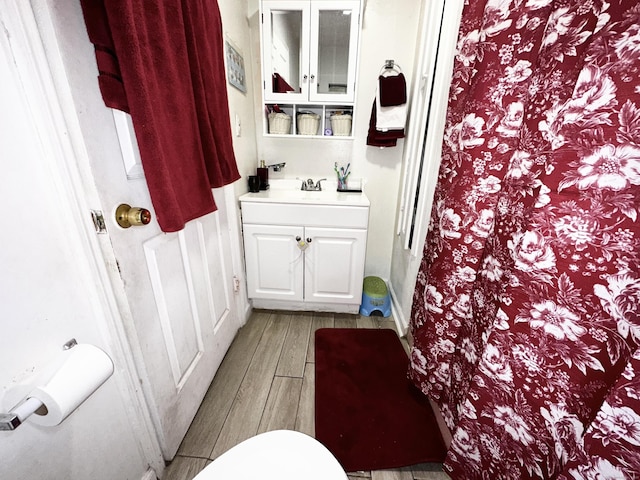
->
[115,204,152,228]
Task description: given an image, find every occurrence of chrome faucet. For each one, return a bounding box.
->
[301,178,327,191]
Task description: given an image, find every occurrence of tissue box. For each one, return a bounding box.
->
[297,113,320,135]
[268,112,291,134]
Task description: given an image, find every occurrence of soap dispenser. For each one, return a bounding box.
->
[257,160,269,190]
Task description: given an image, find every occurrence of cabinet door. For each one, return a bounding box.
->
[243,224,305,301]
[262,1,310,102]
[304,226,367,304]
[309,1,360,103]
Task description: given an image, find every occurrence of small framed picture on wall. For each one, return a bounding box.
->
[225,40,246,93]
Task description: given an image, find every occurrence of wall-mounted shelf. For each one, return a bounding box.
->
[265,104,354,138]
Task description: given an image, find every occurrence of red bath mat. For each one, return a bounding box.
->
[314,328,446,472]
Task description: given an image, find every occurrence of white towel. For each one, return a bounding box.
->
[375,70,407,132]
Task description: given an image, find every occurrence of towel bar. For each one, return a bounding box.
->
[381,59,402,73]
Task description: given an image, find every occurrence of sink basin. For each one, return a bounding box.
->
[239,179,369,207]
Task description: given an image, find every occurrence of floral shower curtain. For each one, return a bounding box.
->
[409,0,640,478]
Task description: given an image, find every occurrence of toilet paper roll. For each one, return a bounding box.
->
[27,344,114,426]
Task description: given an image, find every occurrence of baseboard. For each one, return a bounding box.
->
[388,283,409,336]
[242,301,252,325]
[250,298,361,314]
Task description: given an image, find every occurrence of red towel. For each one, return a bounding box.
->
[80,0,240,232]
[272,72,294,93]
[378,73,407,106]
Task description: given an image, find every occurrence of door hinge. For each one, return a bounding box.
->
[233,275,240,293]
[90,209,107,234]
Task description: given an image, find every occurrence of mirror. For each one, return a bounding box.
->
[270,10,302,94]
[316,10,352,96]
[267,6,355,98]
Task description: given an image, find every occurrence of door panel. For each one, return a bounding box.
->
[197,214,233,330]
[243,224,304,300]
[262,2,310,102]
[309,1,360,103]
[140,209,238,454]
[305,227,367,303]
[144,232,203,387]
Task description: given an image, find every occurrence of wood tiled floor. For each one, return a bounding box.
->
[163,310,450,480]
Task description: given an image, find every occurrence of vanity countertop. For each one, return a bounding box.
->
[239,179,369,207]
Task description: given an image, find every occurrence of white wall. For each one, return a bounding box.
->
[247,0,422,280]
[219,1,261,194]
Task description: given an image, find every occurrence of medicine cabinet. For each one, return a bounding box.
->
[260,0,361,137]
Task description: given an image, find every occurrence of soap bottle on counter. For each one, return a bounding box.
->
[257,159,269,190]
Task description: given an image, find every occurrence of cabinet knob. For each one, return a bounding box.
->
[310,74,316,82]
[306,237,312,243]
[296,236,301,241]
[302,75,308,81]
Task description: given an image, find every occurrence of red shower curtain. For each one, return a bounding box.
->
[409,0,640,478]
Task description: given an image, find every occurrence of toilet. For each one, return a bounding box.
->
[192,430,347,479]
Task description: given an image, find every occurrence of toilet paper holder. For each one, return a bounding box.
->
[1,338,112,431]
[0,397,46,430]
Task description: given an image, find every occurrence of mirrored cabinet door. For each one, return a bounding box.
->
[262,2,310,102]
[309,1,360,103]
[262,0,360,104]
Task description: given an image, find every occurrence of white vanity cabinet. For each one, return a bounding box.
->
[240,191,369,313]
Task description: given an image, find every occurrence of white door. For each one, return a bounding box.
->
[32,0,243,459]
[304,227,367,303]
[243,224,305,301]
[0,3,162,478]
